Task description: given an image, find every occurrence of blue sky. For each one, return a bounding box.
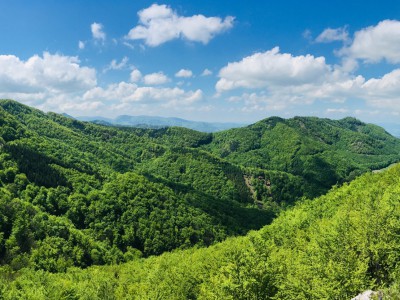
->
[1,0,400,129]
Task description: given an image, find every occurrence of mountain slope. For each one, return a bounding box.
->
[0,99,399,275]
[0,100,273,272]
[3,163,400,299]
[203,116,400,197]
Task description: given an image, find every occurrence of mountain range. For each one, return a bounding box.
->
[0,99,400,298]
[69,113,400,138]
[74,114,245,132]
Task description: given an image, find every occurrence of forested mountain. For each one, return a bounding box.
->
[0,100,274,271]
[0,99,399,291]
[2,159,400,299]
[204,116,400,197]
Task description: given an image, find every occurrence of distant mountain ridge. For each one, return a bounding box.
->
[72,114,400,137]
[76,114,245,132]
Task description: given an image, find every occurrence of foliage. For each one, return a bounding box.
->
[204,116,400,197]
[0,100,275,271]
[0,99,400,299]
[2,164,400,299]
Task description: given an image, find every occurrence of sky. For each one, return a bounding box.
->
[1,0,400,130]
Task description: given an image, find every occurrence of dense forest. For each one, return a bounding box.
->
[0,99,400,298]
[2,156,400,299]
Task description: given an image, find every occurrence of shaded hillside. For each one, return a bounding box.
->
[203,116,400,197]
[3,163,400,299]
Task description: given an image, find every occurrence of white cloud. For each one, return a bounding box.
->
[0,52,98,113]
[315,27,349,43]
[214,47,372,112]
[363,69,400,95]
[130,69,142,82]
[91,22,106,41]
[143,72,170,85]
[104,57,129,72]
[133,87,202,104]
[126,4,234,46]
[83,82,138,102]
[78,41,85,50]
[243,67,400,113]
[230,93,289,112]
[45,93,104,112]
[83,82,202,107]
[201,68,212,76]
[216,47,332,92]
[139,3,172,22]
[215,42,400,116]
[175,69,193,78]
[0,52,206,116]
[361,69,400,109]
[0,52,96,94]
[214,20,400,119]
[341,20,400,63]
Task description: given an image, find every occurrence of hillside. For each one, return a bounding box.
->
[0,99,399,275]
[2,162,400,299]
[0,100,272,271]
[203,116,400,197]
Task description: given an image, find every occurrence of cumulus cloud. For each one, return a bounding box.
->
[315,27,349,43]
[0,52,98,113]
[143,72,170,85]
[216,47,332,92]
[0,52,96,94]
[0,51,208,117]
[83,81,202,107]
[341,20,400,63]
[126,4,234,46]
[363,69,400,95]
[215,41,400,116]
[130,69,142,82]
[83,82,138,102]
[175,69,193,78]
[214,47,373,112]
[45,94,104,112]
[361,69,400,110]
[91,22,106,41]
[0,50,207,115]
